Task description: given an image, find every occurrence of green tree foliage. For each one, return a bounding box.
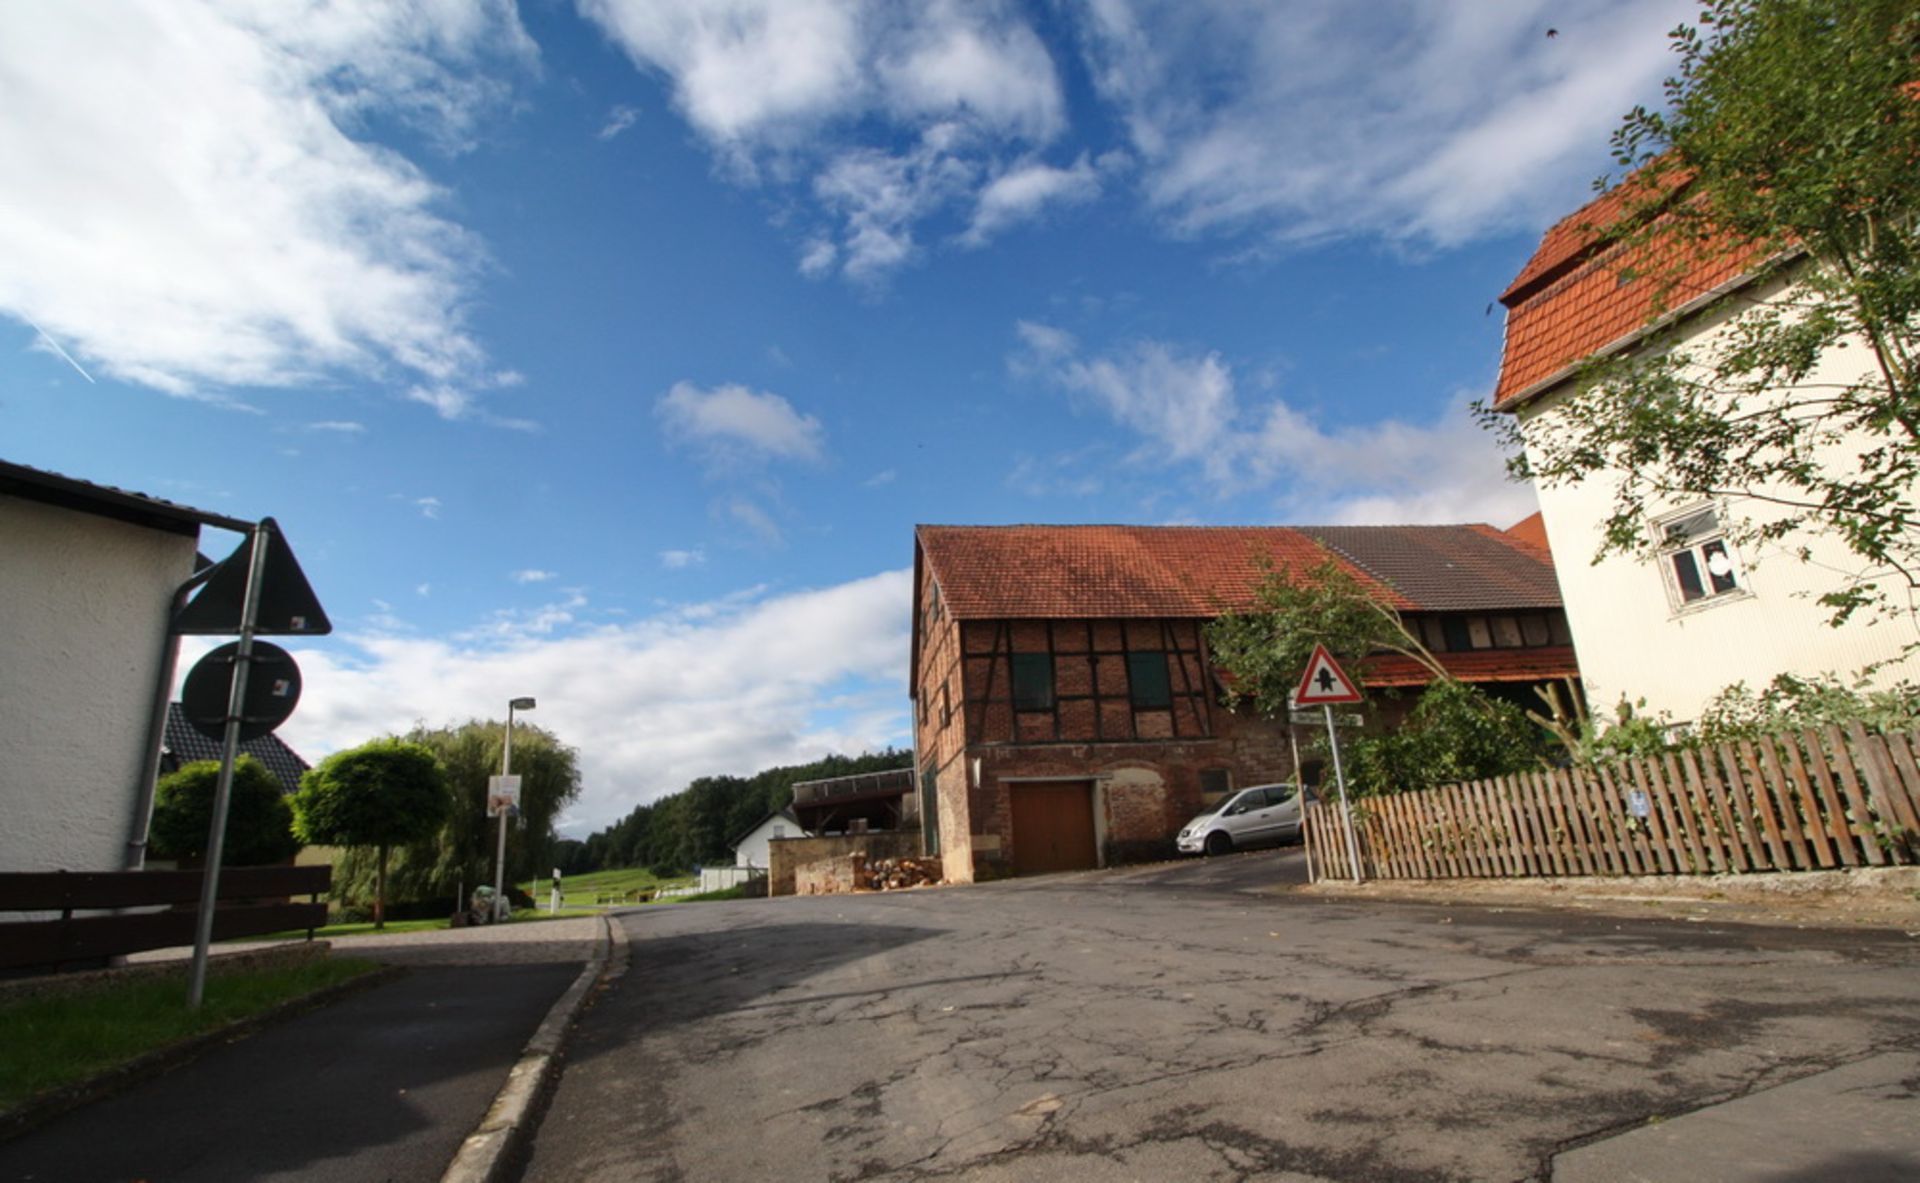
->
[292,739,448,927]
[1206,559,1441,722]
[579,748,912,874]
[326,719,583,917]
[1348,681,1549,798]
[1483,0,1920,629]
[1694,672,1920,742]
[1206,560,1547,794]
[148,757,301,867]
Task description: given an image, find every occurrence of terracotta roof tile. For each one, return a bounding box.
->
[1493,176,1766,409]
[915,524,1561,620]
[1364,646,1580,688]
[1504,511,1550,557]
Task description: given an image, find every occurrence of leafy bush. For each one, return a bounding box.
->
[1694,673,1920,743]
[149,757,301,866]
[1349,681,1547,796]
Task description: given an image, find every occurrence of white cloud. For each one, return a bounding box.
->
[962,154,1102,245]
[512,569,558,584]
[660,548,707,569]
[657,381,826,463]
[1013,322,1535,525]
[274,569,913,833]
[598,103,641,139]
[413,496,443,519]
[0,2,535,406]
[305,420,367,434]
[416,583,432,598]
[1078,0,1691,248]
[578,0,1067,280]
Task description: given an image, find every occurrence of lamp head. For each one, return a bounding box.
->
[509,696,537,711]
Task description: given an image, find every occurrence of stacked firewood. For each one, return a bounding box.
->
[862,857,943,891]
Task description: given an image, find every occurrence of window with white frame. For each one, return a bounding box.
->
[1656,505,1743,608]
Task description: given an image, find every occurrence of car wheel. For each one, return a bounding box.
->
[1203,831,1233,857]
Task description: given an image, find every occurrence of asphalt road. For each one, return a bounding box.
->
[524,849,1920,1183]
[0,926,596,1183]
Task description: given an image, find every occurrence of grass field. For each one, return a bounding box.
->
[521,867,695,907]
[0,957,381,1110]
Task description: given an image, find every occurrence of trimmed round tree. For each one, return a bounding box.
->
[150,756,302,867]
[292,739,448,928]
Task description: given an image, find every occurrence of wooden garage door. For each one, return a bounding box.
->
[1009,781,1098,875]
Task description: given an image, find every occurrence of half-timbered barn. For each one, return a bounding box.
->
[910,524,1580,883]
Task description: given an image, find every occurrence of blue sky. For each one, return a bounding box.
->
[0,0,1693,833]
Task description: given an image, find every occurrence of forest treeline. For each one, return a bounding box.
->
[558,748,912,875]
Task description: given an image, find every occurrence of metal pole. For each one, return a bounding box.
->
[187,522,270,1008]
[1324,704,1364,883]
[127,564,217,870]
[494,704,513,921]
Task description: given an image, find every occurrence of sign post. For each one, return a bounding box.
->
[1294,644,1366,882]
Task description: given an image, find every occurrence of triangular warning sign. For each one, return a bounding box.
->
[1294,643,1362,706]
[173,518,332,637]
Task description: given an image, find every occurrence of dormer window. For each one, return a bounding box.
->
[1658,505,1743,608]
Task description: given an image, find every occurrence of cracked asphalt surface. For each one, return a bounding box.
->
[522,851,1920,1182]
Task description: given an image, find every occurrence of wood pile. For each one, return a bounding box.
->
[861,857,943,891]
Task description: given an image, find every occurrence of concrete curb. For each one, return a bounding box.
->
[0,959,401,1145]
[439,910,631,1183]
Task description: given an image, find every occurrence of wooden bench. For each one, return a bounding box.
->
[0,866,331,972]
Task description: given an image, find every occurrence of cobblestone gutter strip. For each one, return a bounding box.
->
[1299,866,1920,930]
[0,959,401,1144]
[440,910,631,1183]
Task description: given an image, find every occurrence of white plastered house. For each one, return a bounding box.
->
[0,460,249,873]
[1492,189,1920,723]
[729,808,807,871]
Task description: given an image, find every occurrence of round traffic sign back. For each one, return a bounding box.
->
[181,641,302,741]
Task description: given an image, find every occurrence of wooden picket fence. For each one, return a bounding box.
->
[1303,722,1920,882]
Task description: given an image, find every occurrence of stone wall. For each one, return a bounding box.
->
[768,831,922,897]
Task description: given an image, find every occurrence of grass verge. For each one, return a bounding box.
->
[521,867,696,907]
[655,885,749,904]
[0,957,381,1112]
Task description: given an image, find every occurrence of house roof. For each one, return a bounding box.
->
[727,807,802,851]
[1364,646,1580,688]
[915,525,1408,620]
[161,703,311,795]
[1504,511,1550,557]
[1491,180,1769,410]
[915,524,1561,621]
[1297,524,1563,611]
[0,458,252,537]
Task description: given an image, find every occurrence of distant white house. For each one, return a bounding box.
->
[731,807,807,870]
[0,459,250,874]
[1492,188,1920,722]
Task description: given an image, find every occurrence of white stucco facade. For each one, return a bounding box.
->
[733,810,805,869]
[0,494,199,873]
[1516,280,1920,723]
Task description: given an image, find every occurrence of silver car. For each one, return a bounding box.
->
[1176,783,1309,856]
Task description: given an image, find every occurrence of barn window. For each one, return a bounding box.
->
[1127,652,1172,709]
[1012,653,1054,710]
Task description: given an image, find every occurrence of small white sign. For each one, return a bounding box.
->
[487,774,522,818]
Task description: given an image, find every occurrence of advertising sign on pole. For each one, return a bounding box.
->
[487,774,522,818]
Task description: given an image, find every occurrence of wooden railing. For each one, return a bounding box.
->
[1304,723,1920,882]
[0,865,331,970]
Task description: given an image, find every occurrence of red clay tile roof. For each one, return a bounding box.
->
[915,524,1562,620]
[1492,177,1767,409]
[1298,524,1562,612]
[1504,511,1550,557]
[1363,646,1580,688]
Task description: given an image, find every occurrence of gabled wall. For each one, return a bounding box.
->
[0,496,197,873]
[1515,273,1920,721]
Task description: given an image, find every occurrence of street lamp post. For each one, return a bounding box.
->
[495,696,536,920]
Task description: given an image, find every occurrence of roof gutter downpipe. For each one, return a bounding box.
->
[126,559,218,870]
